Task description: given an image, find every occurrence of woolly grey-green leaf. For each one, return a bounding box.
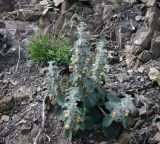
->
[102,114,113,127]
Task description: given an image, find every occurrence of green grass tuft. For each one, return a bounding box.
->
[27,34,71,66]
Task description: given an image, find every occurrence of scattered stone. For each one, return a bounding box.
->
[21,122,33,134]
[9,79,18,86]
[138,50,152,63]
[0,115,9,123]
[137,66,145,73]
[126,54,137,69]
[118,132,131,144]
[0,96,14,114]
[148,132,160,143]
[0,21,6,28]
[116,73,130,83]
[37,86,41,92]
[135,15,143,21]
[148,67,160,86]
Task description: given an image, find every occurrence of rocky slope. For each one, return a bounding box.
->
[0,0,160,144]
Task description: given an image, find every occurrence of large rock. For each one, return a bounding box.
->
[151,32,160,58]
[146,7,160,30]
[0,0,14,12]
[131,26,153,49]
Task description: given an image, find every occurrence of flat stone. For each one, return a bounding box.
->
[135,15,143,21]
[0,115,9,123]
[131,26,153,49]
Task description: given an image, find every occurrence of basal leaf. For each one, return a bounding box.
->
[83,93,98,108]
[105,101,120,112]
[106,91,120,102]
[56,95,65,106]
[84,116,96,130]
[78,122,85,130]
[102,114,113,127]
[122,116,130,129]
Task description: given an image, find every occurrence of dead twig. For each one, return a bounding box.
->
[2,41,21,90]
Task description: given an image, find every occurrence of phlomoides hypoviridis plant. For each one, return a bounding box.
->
[44,22,136,140]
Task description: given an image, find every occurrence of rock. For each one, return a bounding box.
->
[125,45,144,55]
[118,132,131,144]
[17,9,42,21]
[0,0,14,12]
[0,96,14,114]
[53,0,64,7]
[14,87,31,104]
[0,115,9,123]
[151,32,160,58]
[148,132,160,144]
[131,26,153,49]
[140,0,147,3]
[148,67,160,86]
[138,50,152,63]
[21,122,33,134]
[116,73,130,83]
[126,54,137,68]
[0,21,6,28]
[39,0,48,5]
[146,7,160,30]
[134,59,143,69]
[135,15,143,21]
[9,80,18,86]
[138,106,147,116]
[146,0,157,7]
[133,46,144,55]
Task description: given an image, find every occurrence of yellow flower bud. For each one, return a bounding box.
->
[124,110,129,116]
[64,124,70,130]
[64,112,70,118]
[111,111,117,119]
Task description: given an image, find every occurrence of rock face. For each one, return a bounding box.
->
[0,21,38,71]
[0,0,14,12]
[125,0,160,69]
